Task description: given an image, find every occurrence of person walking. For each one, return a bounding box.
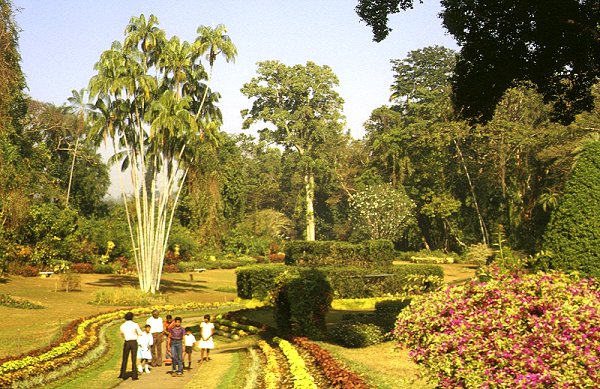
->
[146,309,164,367]
[118,311,142,380]
[168,317,186,376]
[163,314,174,363]
[137,324,153,374]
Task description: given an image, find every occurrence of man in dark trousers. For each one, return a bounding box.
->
[146,309,164,367]
[118,311,142,380]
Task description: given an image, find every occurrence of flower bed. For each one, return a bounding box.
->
[273,337,317,389]
[257,340,282,389]
[394,268,600,388]
[0,301,232,387]
[0,293,44,309]
[291,337,369,388]
[213,313,261,340]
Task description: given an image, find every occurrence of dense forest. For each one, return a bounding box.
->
[1,0,599,275]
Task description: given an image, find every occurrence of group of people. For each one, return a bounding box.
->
[118,310,215,380]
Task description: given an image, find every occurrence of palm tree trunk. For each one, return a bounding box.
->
[65,137,80,207]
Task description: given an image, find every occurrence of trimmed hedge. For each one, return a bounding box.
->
[236,264,286,299]
[236,263,443,300]
[374,299,411,332]
[273,268,333,338]
[284,240,394,268]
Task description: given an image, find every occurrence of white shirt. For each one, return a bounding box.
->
[120,320,142,341]
[146,316,164,334]
[185,333,196,347]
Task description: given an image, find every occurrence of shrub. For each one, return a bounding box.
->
[163,264,180,273]
[58,272,81,292]
[8,264,40,277]
[71,263,94,274]
[330,322,387,348]
[463,243,494,265]
[394,267,600,388]
[92,263,115,274]
[273,268,333,338]
[543,141,600,278]
[374,299,411,332]
[178,255,257,272]
[236,264,286,299]
[268,252,285,263]
[284,240,394,268]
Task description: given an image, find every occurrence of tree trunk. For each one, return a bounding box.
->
[305,168,316,241]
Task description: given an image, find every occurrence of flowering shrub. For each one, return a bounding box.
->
[394,268,600,388]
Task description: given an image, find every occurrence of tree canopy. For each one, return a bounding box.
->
[356,0,600,124]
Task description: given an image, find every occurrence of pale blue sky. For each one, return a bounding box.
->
[14,0,457,138]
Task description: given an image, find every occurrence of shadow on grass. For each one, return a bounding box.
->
[86,275,210,293]
[0,278,9,284]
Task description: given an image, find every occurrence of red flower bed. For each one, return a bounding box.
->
[292,337,369,388]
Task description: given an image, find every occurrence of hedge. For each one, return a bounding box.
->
[374,299,411,332]
[236,264,286,299]
[284,240,394,268]
[236,263,443,300]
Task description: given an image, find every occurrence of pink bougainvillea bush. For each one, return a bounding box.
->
[394,268,600,388]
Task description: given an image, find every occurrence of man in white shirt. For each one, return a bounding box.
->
[118,311,142,380]
[146,310,164,367]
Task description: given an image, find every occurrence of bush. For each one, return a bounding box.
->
[374,299,411,332]
[71,263,94,274]
[329,322,387,348]
[163,264,180,273]
[236,264,286,299]
[394,267,600,388]
[463,243,494,265]
[178,255,257,272]
[543,141,600,278]
[92,263,115,274]
[284,240,394,268]
[8,264,39,277]
[273,268,333,338]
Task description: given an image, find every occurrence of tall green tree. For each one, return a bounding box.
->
[543,141,600,277]
[88,14,236,292]
[241,61,345,241]
[356,0,600,124]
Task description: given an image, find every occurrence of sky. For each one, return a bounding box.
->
[13,0,457,196]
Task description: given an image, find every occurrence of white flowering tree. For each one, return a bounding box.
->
[350,183,415,241]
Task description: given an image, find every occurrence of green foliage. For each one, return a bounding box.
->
[92,263,116,274]
[236,264,287,300]
[349,183,415,241]
[543,141,600,277]
[272,268,333,338]
[463,243,494,265]
[374,299,411,332]
[284,240,394,268]
[329,322,386,348]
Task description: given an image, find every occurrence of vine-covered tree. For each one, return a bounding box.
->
[356,0,600,124]
[88,14,236,292]
[241,61,345,241]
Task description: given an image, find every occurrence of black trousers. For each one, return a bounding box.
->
[119,339,138,379]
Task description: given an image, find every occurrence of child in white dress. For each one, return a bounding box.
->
[199,314,214,365]
[137,324,153,373]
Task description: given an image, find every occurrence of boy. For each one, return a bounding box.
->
[168,317,186,376]
[184,327,197,370]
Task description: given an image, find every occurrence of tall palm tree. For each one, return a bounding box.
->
[65,88,91,207]
[194,24,237,119]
